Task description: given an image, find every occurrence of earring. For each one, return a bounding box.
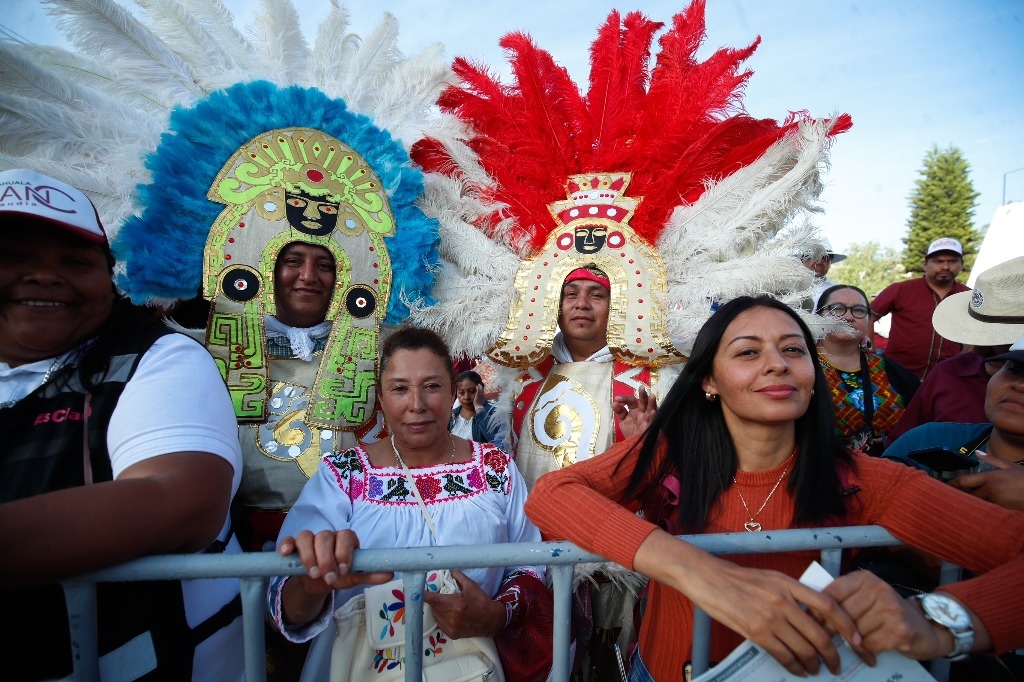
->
[810,389,815,397]
[705,391,717,402]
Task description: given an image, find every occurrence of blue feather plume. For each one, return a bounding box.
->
[113,80,438,324]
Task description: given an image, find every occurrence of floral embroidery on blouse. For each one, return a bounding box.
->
[324,442,513,505]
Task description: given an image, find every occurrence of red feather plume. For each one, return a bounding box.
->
[412,0,850,252]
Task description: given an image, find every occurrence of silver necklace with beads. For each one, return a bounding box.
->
[0,355,67,410]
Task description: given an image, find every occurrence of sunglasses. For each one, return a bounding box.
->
[819,303,872,319]
[985,359,1024,377]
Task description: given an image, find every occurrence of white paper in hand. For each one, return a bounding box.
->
[690,561,936,681]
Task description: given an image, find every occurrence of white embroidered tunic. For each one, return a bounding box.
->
[268,441,544,651]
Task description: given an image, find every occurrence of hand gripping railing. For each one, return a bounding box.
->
[60,526,957,682]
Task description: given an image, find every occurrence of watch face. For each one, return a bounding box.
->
[922,593,971,630]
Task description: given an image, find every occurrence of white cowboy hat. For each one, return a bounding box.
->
[932,255,1024,346]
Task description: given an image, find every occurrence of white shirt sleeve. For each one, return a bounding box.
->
[106,334,242,495]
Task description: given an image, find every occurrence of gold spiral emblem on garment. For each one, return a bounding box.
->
[531,373,600,468]
[272,411,307,446]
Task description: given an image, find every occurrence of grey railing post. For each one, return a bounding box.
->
[240,577,269,682]
[551,563,574,681]
[63,581,100,681]
[819,548,842,577]
[403,570,427,681]
[690,607,713,675]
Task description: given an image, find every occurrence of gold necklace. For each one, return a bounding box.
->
[733,457,794,532]
[390,434,455,469]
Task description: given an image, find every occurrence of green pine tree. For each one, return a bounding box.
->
[902,145,981,280]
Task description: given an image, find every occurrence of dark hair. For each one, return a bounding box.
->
[455,370,483,386]
[379,326,455,388]
[815,284,870,315]
[627,295,853,533]
[276,240,335,264]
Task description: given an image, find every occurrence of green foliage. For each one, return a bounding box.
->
[830,242,908,299]
[902,144,981,280]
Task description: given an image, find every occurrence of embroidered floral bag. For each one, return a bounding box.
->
[329,569,502,681]
[328,450,503,681]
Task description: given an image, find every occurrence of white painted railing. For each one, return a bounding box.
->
[60,526,957,681]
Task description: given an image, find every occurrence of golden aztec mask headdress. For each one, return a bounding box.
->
[0,1,450,428]
[192,119,405,426]
[411,0,852,367]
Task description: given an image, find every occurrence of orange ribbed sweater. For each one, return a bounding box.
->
[524,435,1024,681]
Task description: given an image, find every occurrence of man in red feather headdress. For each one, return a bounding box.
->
[411,2,851,677]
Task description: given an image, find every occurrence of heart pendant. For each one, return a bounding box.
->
[744,521,761,532]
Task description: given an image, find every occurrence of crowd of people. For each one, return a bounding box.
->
[5,166,1023,681]
[4,1,1024,681]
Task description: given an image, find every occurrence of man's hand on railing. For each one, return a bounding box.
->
[423,569,507,638]
[278,529,394,626]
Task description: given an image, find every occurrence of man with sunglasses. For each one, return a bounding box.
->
[881,337,1024,679]
[872,237,970,379]
[885,335,1024,511]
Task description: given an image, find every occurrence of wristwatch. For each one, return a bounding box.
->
[914,593,974,661]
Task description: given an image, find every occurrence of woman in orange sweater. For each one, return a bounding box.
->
[525,295,1024,680]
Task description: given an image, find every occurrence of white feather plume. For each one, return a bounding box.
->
[46,0,201,105]
[246,0,310,86]
[180,0,266,78]
[15,43,170,119]
[410,174,521,358]
[0,0,457,249]
[659,120,837,267]
[134,0,249,90]
[645,119,847,352]
[329,12,402,101]
[356,43,450,146]
[309,0,352,92]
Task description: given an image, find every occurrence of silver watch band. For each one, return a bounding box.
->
[914,593,974,661]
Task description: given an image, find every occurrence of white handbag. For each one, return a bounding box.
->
[328,450,505,681]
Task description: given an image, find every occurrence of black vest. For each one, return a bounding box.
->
[0,326,239,680]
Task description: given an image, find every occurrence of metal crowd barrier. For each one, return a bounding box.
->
[61,526,957,681]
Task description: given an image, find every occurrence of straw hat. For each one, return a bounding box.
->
[932,256,1024,346]
[801,238,846,263]
[824,238,847,263]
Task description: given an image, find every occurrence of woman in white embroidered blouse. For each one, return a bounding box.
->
[267,327,550,680]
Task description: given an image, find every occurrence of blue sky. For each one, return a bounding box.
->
[6,0,1024,256]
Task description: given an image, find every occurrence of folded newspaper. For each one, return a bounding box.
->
[692,562,936,681]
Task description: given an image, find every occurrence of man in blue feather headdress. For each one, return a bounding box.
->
[113,82,443,680]
[114,82,441,554]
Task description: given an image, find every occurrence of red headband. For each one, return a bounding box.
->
[564,267,610,290]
